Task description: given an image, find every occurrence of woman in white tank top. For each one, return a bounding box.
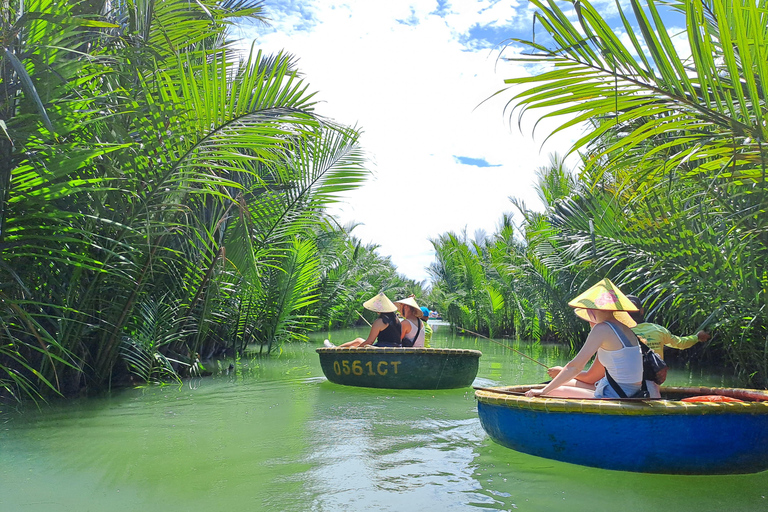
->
[525,278,644,399]
[394,295,426,347]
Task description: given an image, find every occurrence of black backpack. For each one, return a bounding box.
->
[640,340,668,385]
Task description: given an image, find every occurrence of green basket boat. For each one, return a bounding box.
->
[316,347,482,389]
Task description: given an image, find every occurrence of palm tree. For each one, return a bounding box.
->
[495,0,768,384]
[429,230,495,334]
[0,0,369,399]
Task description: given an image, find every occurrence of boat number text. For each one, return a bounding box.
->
[333,360,400,376]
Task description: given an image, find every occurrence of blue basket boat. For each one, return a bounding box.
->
[475,385,768,474]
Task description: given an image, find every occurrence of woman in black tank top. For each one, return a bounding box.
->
[370,312,402,347]
[323,293,402,348]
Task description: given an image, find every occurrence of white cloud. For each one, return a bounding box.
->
[233,0,583,283]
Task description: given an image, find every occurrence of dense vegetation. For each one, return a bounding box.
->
[428,0,768,387]
[6,0,766,400]
[0,0,422,402]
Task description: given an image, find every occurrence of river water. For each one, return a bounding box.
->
[1,323,766,511]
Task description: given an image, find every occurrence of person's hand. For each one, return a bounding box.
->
[547,366,563,378]
[697,331,711,343]
[525,388,544,398]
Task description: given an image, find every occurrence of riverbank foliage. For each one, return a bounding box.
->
[0,0,421,402]
[428,0,768,387]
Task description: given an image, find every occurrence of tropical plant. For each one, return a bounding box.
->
[428,230,499,335]
[0,0,370,400]
[489,0,768,384]
[428,161,588,346]
[310,223,423,330]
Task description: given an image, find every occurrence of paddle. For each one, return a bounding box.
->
[356,310,372,327]
[458,327,550,369]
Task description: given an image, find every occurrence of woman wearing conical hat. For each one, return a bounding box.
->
[394,295,426,348]
[525,278,646,399]
[323,293,403,348]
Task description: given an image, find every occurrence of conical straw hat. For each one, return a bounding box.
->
[394,296,420,311]
[363,292,398,313]
[568,278,638,328]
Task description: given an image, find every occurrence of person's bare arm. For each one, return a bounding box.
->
[526,324,608,397]
[360,319,387,346]
[546,358,604,384]
[400,320,411,341]
[577,358,605,384]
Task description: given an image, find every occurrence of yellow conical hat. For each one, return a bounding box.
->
[363,292,398,313]
[568,278,638,328]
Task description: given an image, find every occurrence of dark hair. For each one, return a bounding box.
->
[625,295,645,324]
[380,312,400,326]
[379,312,402,338]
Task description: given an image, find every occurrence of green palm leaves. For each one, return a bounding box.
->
[1,0,370,399]
[506,0,768,185]
[428,1,768,385]
[476,0,768,385]
[429,230,507,337]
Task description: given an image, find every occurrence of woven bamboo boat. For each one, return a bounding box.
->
[316,347,481,389]
[475,385,768,474]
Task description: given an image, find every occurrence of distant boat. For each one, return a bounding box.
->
[476,384,768,474]
[317,346,481,389]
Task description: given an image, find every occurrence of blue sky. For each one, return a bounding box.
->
[234,0,686,283]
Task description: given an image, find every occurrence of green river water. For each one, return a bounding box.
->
[1,323,767,511]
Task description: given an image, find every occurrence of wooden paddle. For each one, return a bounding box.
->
[356,310,372,327]
[459,327,550,369]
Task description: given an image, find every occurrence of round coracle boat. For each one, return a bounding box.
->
[475,385,768,474]
[317,346,481,389]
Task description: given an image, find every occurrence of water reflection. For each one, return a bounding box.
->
[301,384,487,511]
[0,327,764,512]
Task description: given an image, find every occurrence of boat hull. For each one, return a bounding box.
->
[476,385,768,474]
[317,347,481,389]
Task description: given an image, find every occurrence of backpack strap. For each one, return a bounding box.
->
[402,319,421,347]
[413,319,422,344]
[604,369,628,398]
[604,369,648,399]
